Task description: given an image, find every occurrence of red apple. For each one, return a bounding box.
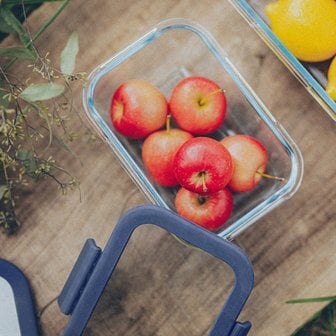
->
[220,134,269,192]
[173,137,233,195]
[175,187,233,231]
[110,79,168,139]
[142,117,193,187]
[169,76,227,135]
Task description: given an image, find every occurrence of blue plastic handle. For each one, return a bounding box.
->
[59,205,254,336]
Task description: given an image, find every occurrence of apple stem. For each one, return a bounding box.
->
[198,88,224,106]
[166,114,171,133]
[256,170,286,182]
[200,171,208,193]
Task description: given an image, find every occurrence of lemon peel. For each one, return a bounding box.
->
[326,57,336,101]
[265,0,336,62]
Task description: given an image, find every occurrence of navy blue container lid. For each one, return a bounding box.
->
[0,258,39,336]
[59,205,254,336]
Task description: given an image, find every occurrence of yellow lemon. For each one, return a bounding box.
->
[265,0,336,62]
[326,57,336,100]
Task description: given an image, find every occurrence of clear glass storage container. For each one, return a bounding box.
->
[228,0,336,121]
[82,18,304,240]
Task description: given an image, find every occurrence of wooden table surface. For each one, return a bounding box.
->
[1,1,335,335]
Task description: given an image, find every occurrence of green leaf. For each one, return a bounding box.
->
[0,16,15,34]
[0,185,8,201]
[0,7,33,49]
[30,0,70,44]
[16,149,38,178]
[328,307,336,336]
[60,31,79,75]
[287,295,336,304]
[16,149,34,161]
[0,46,36,60]
[1,0,62,4]
[1,0,70,71]
[0,90,9,108]
[19,83,65,102]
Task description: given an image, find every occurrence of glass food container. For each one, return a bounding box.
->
[228,0,336,121]
[82,18,304,240]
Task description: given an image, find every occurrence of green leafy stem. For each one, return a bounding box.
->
[287,295,336,304]
[0,1,91,234]
[0,0,70,69]
[288,295,336,336]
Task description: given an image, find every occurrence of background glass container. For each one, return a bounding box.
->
[228,0,336,121]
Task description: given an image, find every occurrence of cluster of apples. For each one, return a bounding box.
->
[110,77,283,231]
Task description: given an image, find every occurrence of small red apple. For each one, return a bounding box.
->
[173,137,233,195]
[110,79,168,139]
[220,134,269,192]
[169,76,226,135]
[175,187,233,231]
[142,117,193,187]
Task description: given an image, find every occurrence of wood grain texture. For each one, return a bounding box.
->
[0,1,335,335]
